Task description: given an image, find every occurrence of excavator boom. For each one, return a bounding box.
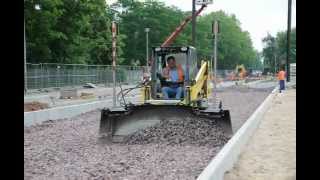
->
[161,5,206,47]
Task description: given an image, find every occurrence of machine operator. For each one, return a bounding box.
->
[161,56,184,99]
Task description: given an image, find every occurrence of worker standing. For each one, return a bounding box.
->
[277,67,286,93]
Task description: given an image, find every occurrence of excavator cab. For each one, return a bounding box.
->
[151,46,198,100]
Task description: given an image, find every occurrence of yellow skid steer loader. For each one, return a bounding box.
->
[100,46,232,142]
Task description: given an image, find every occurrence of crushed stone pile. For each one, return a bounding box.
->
[125,117,230,146]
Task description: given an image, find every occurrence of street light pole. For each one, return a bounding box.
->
[24,17,27,95]
[112,21,117,107]
[24,3,41,95]
[274,42,277,74]
[274,53,277,73]
[286,0,292,82]
[145,28,150,69]
[213,21,219,89]
[192,0,196,46]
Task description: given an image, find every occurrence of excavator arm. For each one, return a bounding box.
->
[190,61,209,101]
[161,5,207,47]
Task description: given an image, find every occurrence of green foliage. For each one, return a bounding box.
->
[262,33,276,72]
[25,0,118,64]
[276,28,296,63]
[196,11,257,69]
[118,0,190,65]
[262,28,296,72]
[25,0,262,70]
[118,1,259,69]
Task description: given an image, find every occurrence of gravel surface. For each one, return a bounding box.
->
[125,117,230,146]
[24,111,221,180]
[24,85,274,180]
[216,86,274,131]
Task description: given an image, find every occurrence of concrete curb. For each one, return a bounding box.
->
[24,100,111,126]
[24,94,52,102]
[197,86,278,180]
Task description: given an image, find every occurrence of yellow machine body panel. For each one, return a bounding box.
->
[190,61,209,102]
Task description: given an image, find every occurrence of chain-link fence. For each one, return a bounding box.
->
[216,69,235,80]
[25,62,263,90]
[290,63,296,83]
[26,63,146,90]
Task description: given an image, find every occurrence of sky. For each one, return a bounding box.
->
[107,0,296,51]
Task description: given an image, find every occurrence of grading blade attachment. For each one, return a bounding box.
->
[99,105,232,142]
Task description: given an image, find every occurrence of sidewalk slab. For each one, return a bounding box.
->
[197,87,278,180]
[224,89,296,180]
[24,100,110,126]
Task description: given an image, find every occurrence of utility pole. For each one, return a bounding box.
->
[274,42,277,74]
[24,17,27,95]
[213,20,219,89]
[112,21,117,107]
[274,54,277,73]
[145,28,150,69]
[24,3,41,94]
[286,0,292,82]
[192,0,196,46]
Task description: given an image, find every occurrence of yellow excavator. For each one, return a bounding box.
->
[235,64,247,80]
[99,2,232,142]
[233,64,247,86]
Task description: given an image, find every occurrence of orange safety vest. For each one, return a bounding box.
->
[277,70,286,80]
[163,65,184,82]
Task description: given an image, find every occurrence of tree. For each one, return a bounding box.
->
[262,33,277,72]
[261,27,296,73]
[117,1,259,69]
[25,0,120,65]
[25,0,65,63]
[117,0,189,65]
[25,0,261,69]
[196,11,257,69]
[252,51,264,70]
[276,27,296,64]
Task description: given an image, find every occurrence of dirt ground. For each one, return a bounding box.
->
[24,101,49,112]
[224,89,296,180]
[24,85,273,180]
